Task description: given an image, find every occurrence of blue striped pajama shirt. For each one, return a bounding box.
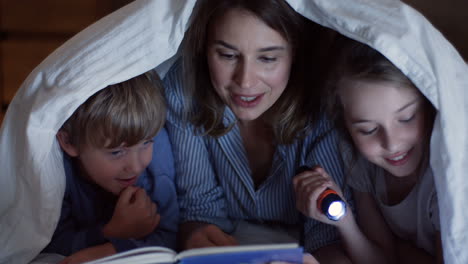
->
[162,60,353,253]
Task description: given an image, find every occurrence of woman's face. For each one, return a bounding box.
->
[206,8,293,123]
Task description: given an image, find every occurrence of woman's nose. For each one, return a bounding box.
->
[234,59,257,89]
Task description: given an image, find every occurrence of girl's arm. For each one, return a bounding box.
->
[395,231,442,264]
[348,190,398,264]
[293,168,394,264]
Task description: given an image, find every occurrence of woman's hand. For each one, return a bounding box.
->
[293,166,347,226]
[181,222,238,249]
[103,186,160,239]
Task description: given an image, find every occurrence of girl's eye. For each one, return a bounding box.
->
[359,127,377,136]
[399,113,415,123]
[143,139,154,146]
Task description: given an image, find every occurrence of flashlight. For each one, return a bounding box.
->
[297,166,347,221]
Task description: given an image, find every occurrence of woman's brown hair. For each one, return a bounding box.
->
[182,0,328,144]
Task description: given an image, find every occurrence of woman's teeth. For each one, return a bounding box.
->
[240,96,256,102]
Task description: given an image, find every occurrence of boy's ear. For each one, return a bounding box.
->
[56,130,79,157]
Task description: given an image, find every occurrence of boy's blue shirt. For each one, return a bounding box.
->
[44,128,179,255]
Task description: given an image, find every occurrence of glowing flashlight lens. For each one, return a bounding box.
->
[319,191,347,221]
[328,201,345,218]
[296,166,347,221]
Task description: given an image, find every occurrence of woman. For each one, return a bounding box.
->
[163,0,352,262]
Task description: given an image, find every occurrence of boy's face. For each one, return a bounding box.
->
[76,139,154,195]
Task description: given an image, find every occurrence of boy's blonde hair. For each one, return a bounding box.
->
[61,71,166,149]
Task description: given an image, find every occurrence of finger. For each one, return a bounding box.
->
[151,202,157,215]
[187,233,218,249]
[153,213,161,228]
[209,232,238,246]
[297,177,329,196]
[133,188,148,205]
[303,253,320,264]
[206,227,238,246]
[117,186,139,205]
[293,173,320,191]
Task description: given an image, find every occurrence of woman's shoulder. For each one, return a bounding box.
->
[161,59,191,126]
[162,59,184,102]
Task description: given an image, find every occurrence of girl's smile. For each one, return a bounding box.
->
[340,80,430,178]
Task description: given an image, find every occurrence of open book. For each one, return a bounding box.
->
[84,243,303,264]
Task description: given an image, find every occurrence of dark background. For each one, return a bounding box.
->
[1,0,467,124]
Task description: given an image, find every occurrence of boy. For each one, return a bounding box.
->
[43,72,178,263]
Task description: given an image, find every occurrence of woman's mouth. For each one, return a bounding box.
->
[232,93,263,107]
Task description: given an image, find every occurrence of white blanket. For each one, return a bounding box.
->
[0,0,466,263]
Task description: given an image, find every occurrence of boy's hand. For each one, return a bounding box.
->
[293,166,347,226]
[103,186,160,239]
[58,243,116,264]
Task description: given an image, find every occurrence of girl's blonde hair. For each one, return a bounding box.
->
[323,35,435,163]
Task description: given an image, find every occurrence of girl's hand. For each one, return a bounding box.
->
[293,166,347,226]
[103,186,160,239]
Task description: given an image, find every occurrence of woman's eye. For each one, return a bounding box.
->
[259,56,277,63]
[219,52,236,60]
[359,127,377,136]
[399,114,415,123]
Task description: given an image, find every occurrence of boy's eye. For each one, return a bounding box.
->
[107,148,125,157]
[143,139,154,146]
[110,150,122,156]
[359,127,377,136]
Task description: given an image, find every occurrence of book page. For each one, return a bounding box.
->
[84,246,176,264]
[176,243,299,259]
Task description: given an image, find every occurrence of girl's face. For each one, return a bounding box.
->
[206,8,293,123]
[340,80,431,178]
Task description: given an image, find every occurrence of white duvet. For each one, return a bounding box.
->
[0,0,466,263]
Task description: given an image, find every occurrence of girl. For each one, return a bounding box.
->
[293,35,443,264]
